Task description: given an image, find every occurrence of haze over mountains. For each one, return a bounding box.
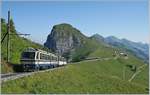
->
[44,23,149,63]
[91,34,149,63]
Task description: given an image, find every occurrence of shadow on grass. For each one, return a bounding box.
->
[8,62,24,72]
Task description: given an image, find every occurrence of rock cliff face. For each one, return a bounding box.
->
[44,23,87,56]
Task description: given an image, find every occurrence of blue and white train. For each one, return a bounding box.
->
[20,47,67,71]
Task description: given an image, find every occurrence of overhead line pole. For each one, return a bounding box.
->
[7,10,10,63]
[9,33,30,36]
[1,32,8,43]
[1,10,30,63]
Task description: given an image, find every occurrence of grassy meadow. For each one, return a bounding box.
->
[1,58,148,94]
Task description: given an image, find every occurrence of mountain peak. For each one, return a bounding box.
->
[44,23,87,60]
[105,36,121,43]
[91,33,104,42]
[106,36,119,40]
[53,23,73,28]
[50,23,83,36]
[92,33,103,38]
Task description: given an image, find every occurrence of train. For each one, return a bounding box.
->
[20,47,67,71]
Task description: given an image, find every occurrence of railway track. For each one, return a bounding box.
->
[1,66,66,83]
[1,73,23,79]
[1,72,30,82]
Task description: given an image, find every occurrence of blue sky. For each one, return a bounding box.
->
[2,1,149,44]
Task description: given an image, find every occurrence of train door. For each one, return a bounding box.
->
[49,55,52,68]
[35,52,40,70]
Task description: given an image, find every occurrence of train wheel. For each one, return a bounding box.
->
[35,67,39,71]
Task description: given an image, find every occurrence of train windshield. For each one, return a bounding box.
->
[21,52,35,59]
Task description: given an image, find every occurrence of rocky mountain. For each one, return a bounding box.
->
[91,34,149,63]
[44,23,99,62]
[44,23,86,53]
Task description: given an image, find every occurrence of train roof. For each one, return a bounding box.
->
[24,47,57,57]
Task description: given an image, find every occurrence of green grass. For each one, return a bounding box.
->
[88,46,115,58]
[1,59,148,94]
[71,38,100,62]
[88,47,149,85]
[131,65,149,87]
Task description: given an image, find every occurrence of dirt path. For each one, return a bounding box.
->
[128,64,147,82]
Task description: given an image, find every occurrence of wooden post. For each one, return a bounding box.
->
[123,66,125,80]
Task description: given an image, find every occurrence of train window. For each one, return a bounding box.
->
[40,53,50,60]
[21,52,35,59]
[48,56,51,60]
[60,57,62,61]
[43,55,46,59]
[46,55,48,60]
[43,54,45,60]
[52,56,54,61]
[36,53,39,59]
[40,54,42,59]
[55,57,57,60]
[40,53,44,60]
[52,56,56,61]
[48,55,50,60]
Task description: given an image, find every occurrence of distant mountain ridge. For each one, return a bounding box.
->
[90,34,105,42]
[91,34,149,63]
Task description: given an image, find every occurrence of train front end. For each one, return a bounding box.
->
[20,48,38,71]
